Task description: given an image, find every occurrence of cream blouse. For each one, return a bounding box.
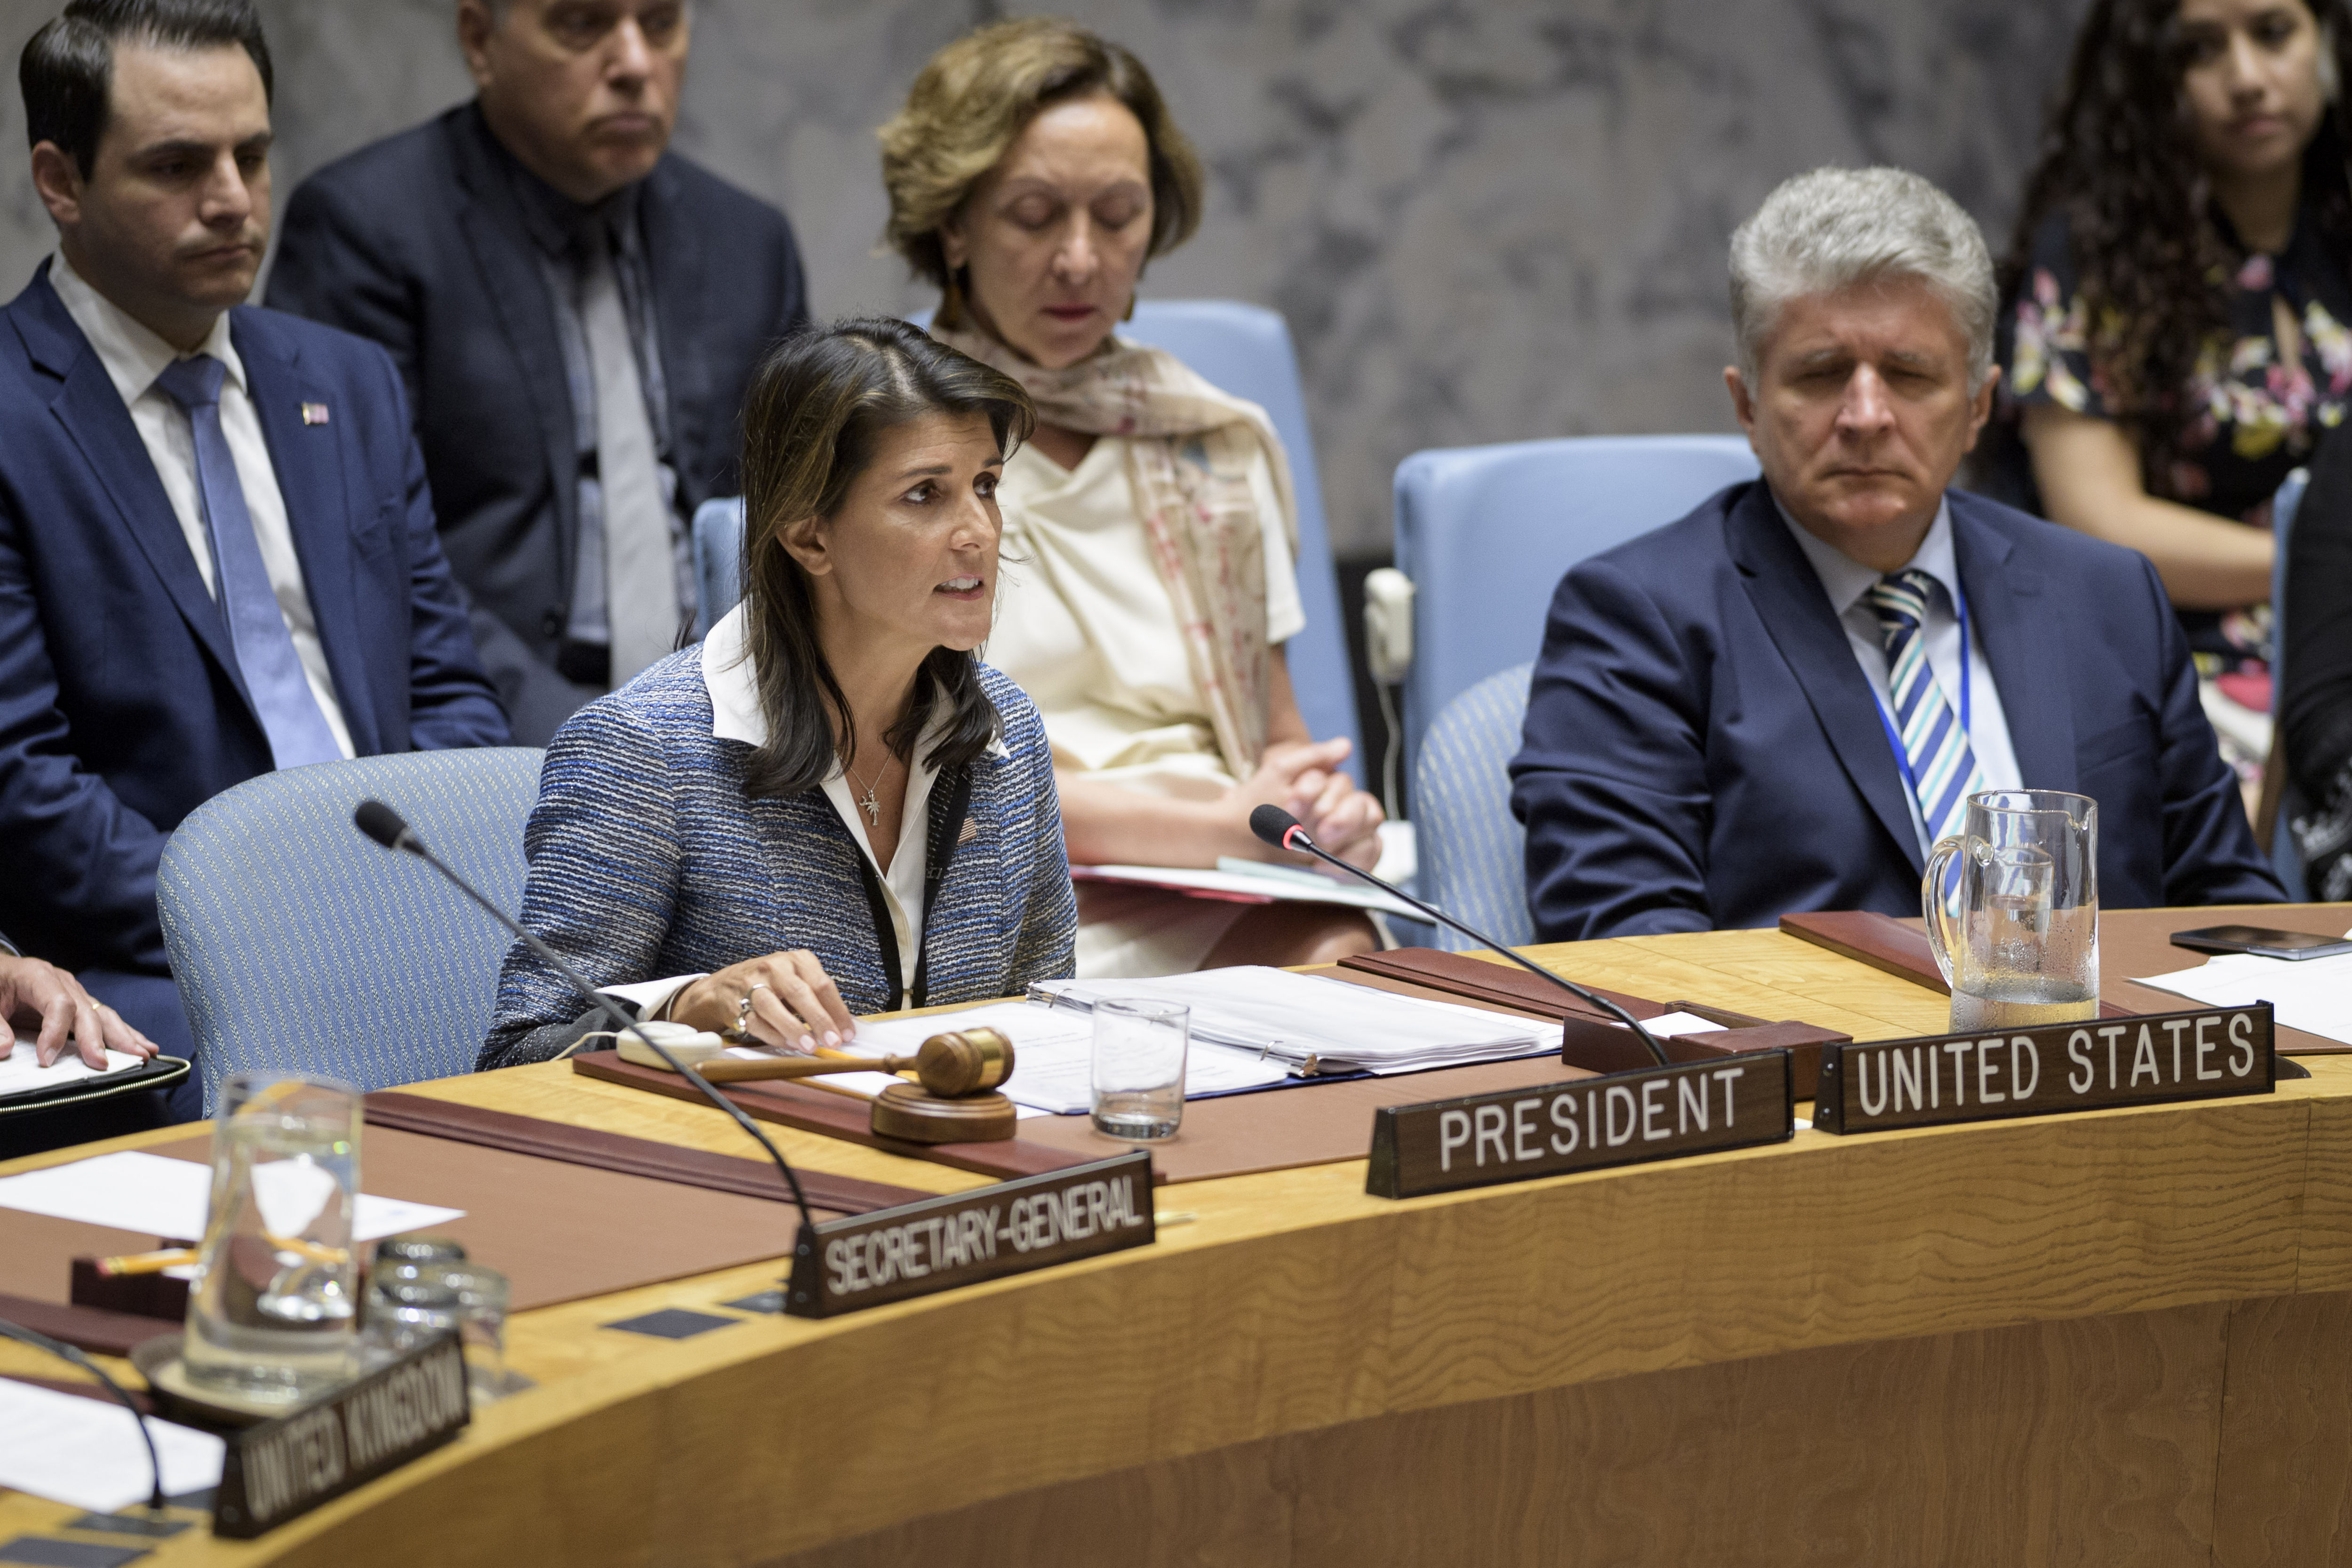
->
[985,435,1305,799]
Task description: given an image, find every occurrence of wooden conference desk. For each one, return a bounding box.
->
[2,915,2347,1566]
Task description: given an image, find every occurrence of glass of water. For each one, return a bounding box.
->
[1091,999,1189,1140]
[182,1072,361,1406]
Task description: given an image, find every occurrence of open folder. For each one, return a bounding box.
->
[841,967,1577,1116]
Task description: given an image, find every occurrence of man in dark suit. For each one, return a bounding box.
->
[1511,167,2281,940]
[1,0,508,1121]
[267,0,810,743]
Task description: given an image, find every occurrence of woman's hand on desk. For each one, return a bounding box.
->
[0,955,158,1068]
[668,951,860,1051]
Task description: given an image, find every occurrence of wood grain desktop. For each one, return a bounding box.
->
[0,914,2345,1565]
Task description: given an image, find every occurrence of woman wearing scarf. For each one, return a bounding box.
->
[880,19,1384,978]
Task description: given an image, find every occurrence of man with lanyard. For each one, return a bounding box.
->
[1510,167,2280,939]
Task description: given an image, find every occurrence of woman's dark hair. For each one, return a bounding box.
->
[2002,0,2352,495]
[735,317,1036,799]
[20,0,274,178]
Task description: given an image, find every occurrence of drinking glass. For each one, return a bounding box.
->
[367,1253,514,1404]
[1090,1000,1190,1140]
[182,1072,361,1406]
[1923,788,2100,1030]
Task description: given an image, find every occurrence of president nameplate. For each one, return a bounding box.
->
[1812,1004,2276,1135]
[1365,1051,1794,1199]
[785,1150,1155,1318]
[211,1334,470,1539]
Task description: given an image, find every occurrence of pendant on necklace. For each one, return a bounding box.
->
[859,785,881,826]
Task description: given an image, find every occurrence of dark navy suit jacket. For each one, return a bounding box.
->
[0,266,508,977]
[266,103,810,743]
[1509,481,2283,939]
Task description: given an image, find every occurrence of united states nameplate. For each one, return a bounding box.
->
[1812,1004,2276,1135]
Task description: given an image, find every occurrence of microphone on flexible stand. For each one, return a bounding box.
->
[1247,804,1669,1067]
[352,800,819,1236]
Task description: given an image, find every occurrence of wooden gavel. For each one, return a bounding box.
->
[692,1029,1012,1098]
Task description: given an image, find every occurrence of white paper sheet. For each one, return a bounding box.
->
[1073,862,1424,919]
[0,1150,464,1242]
[1034,967,1566,1074]
[0,1378,225,1513]
[2133,951,2352,1046]
[0,1032,149,1099]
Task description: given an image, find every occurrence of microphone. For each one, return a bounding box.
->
[1248,804,1669,1067]
[353,800,818,1236]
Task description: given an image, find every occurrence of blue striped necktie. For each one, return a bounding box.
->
[154,354,343,770]
[1864,567,1984,848]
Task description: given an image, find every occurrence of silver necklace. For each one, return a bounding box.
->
[843,752,888,826]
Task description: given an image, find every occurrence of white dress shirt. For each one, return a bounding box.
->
[603,604,951,1025]
[49,252,354,758]
[1777,494,2022,857]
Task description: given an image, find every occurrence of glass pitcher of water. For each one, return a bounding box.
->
[182,1072,361,1406]
[1922,789,2100,1031]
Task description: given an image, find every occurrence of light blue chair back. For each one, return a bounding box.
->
[1414,663,1537,951]
[2271,468,2311,898]
[158,748,546,1110]
[1393,435,1759,774]
[692,496,744,641]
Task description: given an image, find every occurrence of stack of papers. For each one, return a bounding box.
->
[2134,947,2352,1047]
[1033,966,1568,1075]
[842,972,1733,1117]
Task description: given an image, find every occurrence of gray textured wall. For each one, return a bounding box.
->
[0,0,2090,555]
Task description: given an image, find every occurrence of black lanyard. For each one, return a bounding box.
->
[848,764,974,1011]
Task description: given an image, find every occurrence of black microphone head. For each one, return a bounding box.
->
[1249,804,1303,849]
[353,799,412,851]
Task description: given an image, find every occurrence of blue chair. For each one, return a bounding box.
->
[2270,469,2311,899]
[691,496,744,642]
[1414,663,1538,951]
[158,748,546,1110]
[1391,435,1759,777]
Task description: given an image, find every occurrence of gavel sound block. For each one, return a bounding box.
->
[623,1026,1020,1143]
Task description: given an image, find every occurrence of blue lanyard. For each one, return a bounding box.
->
[1870,571,1971,804]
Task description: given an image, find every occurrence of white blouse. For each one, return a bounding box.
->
[985,435,1304,799]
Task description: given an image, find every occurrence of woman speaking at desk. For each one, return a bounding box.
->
[479,321,1076,1069]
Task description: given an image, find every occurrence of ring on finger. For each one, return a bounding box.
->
[737,981,773,1038]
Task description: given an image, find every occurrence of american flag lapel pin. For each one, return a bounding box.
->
[301,402,330,426]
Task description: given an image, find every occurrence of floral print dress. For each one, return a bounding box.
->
[1997,202,2352,784]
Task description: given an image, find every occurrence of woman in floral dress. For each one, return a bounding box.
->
[1993,0,2352,793]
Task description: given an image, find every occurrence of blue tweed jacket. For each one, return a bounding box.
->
[479,652,1076,1067]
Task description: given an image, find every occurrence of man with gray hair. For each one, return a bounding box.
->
[1510,167,2280,939]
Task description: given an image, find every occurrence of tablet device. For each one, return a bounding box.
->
[2170,925,2352,961]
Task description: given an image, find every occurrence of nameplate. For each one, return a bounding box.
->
[211,1334,470,1539]
[1364,1051,1795,1199]
[1811,1004,2276,1135]
[785,1150,1155,1318]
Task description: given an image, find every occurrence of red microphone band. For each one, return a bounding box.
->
[1282,826,1310,852]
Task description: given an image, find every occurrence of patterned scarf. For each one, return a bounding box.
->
[930,323,1299,778]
